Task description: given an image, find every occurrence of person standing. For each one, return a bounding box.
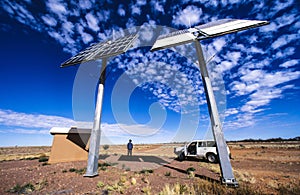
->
[127,139,133,156]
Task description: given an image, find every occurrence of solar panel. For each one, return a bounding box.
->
[195,19,269,38]
[151,28,198,51]
[61,33,138,67]
[151,19,269,51]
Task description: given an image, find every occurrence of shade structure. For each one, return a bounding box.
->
[151,18,269,186]
[61,33,138,67]
[60,33,138,177]
[151,19,269,51]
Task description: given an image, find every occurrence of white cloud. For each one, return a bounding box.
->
[41,15,57,26]
[46,0,67,15]
[85,12,100,32]
[249,46,264,54]
[1,3,14,15]
[79,0,92,10]
[172,5,202,27]
[48,31,66,45]
[0,109,170,142]
[279,59,298,68]
[118,4,126,16]
[0,109,75,129]
[131,4,141,15]
[77,24,94,44]
[272,0,294,14]
[62,21,74,34]
[224,108,238,117]
[262,71,300,88]
[240,69,264,82]
[151,0,165,13]
[4,129,50,135]
[96,10,111,22]
[274,47,295,59]
[276,13,298,29]
[259,22,277,33]
[212,38,226,51]
[271,34,299,50]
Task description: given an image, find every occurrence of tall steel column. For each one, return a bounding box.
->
[194,41,238,186]
[84,58,107,177]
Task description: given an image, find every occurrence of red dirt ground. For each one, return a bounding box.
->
[0,142,299,194]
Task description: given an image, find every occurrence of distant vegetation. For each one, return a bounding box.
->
[229,136,300,143]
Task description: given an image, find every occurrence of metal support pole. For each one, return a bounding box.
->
[194,41,238,186]
[84,58,107,177]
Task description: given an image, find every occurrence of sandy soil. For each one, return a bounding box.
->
[0,142,299,194]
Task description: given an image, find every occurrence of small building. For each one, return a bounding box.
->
[48,127,91,163]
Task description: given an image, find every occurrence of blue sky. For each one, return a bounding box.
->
[0,0,299,146]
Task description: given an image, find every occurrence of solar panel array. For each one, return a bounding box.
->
[195,19,269,38]
[157,29,191,40]
[151,28,199,51]
[151,19,269,51]
[61,33,138,67]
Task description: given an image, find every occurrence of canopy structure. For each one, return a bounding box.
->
[61,33,138,177]
[151,19,269,186]
[59,18,269,185]
[151,19,269,51]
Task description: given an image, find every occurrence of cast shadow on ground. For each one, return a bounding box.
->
[99,154,110,160]
[118,155,170,165]
[162,164,220,183]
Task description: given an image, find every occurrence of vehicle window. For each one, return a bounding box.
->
[206,141,216,147]
[197,142,203,147]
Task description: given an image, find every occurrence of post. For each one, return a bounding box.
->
[194,41,238,186]
[84,58,107,177]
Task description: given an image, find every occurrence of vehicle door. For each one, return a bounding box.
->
[187,141,197,156]
[196,141,206,158]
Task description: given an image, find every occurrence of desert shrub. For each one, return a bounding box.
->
[118,176,127,186]
[141,186,151,194]
[140,169,154,174]
[97,181,105,188]
[103,144,110,150]
[62,169,67,173]
[75,168,86,175]
[35,179,48,191]
[25,157,39,160]
[278,183,300,195]
[160,183,189,194]
[186,167,195,173]
[38,156,49,162]
[131,177,137,185]
[99,162,112,167]
[98,162,112,171]
[68,168,85,174]
[69,168,76,172]
[164,171,171,177]
[141,177,149,184]
[41,162,49,166]
[106,185,114,191]
[8,183,35,193]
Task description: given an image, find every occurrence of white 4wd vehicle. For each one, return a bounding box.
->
[174,140,231,163]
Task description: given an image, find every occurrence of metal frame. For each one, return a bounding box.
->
[194,41,238,186]
[60,34,138,177]
[150,19,269,186]
[84,58,107,177]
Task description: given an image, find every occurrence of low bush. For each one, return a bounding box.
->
[140,169,154,174]
[8,183,35,193]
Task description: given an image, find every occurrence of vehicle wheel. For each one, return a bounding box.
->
[178,153,185,161]
[207,153,217,163]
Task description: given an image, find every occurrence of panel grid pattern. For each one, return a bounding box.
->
[61,34,138,67]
